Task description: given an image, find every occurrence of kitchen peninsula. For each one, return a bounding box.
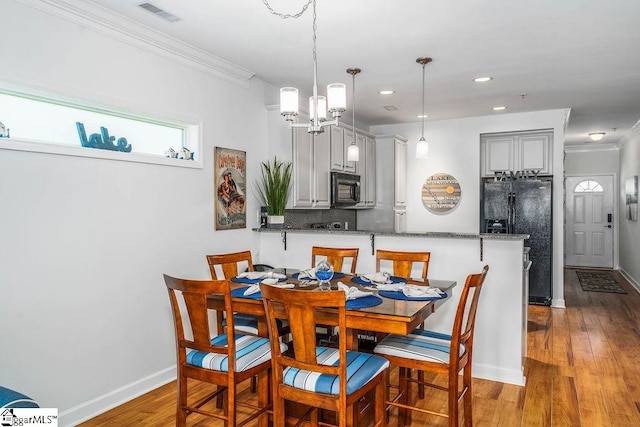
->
[255,227,529,386]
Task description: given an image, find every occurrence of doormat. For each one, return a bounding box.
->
[576,270,626,294]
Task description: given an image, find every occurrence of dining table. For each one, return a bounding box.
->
[207,270,457,350]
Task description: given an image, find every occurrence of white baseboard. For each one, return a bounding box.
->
[619,268,640,294]
[59,366,176,426]
[472,362,526,386]
[551,298,566,308]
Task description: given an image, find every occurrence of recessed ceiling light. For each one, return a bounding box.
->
[588,132,606,141]
[379,90,395,95]
[417,114,428,119]
[138,2,181,23]
[474,76,493,83]
[493,106,507,111]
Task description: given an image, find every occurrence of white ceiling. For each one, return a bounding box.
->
[83,0,640,147]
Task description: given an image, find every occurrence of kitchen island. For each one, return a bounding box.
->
[255,227,529,386]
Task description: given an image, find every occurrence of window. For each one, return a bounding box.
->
[0,87,201,168]
[574,180,603,193]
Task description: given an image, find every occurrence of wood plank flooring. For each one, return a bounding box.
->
[80,268,640,426]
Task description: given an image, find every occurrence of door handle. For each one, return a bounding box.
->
[605,224,612,228]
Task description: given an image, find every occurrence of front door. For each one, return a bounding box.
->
[565,175,614,268]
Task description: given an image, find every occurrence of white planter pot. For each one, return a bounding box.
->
[266,215,285,229]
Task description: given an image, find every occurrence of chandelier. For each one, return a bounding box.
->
[264,0,346,134]
[416,57,432,159]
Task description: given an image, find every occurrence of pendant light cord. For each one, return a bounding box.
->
[311,0,318,125]
[421,62,426,139]
[352,72,356,138]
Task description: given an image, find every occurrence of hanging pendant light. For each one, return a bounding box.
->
[346,68,361,162]
[269,0,346,134]
[416,57,432,159]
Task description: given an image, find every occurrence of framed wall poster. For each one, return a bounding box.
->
[215,147,246,230]
[626,175,638,221]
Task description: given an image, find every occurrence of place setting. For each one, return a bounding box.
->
[335,282,383,309]
[377,283,447,301]
[231,270,294,298]
[350,272,405,286]
[351,271,448,301]
[231,280,296,299]
[231,270,287,284]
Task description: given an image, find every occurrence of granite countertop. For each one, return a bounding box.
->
[253,227,529,240]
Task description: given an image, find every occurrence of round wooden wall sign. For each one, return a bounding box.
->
[422,173,461,212]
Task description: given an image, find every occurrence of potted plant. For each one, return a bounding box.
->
[257,157,292,228]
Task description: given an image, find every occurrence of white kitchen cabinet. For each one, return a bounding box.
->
[292,123,330,208]
[363,135,376,207]
[394,137,407,208]
[394,209,407,233]
[354,133,376,208]
[357,134,407,231]
[481,130,553,177]
[329,125,356,173]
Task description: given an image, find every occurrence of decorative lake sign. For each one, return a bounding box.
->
[76,122,132,152]
[422,173,461,213]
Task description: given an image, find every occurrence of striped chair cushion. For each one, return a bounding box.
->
[223,314,259,335]
[0,386,39,408]
[187,334,285,372]
[223,314,288,336]
[374,329,462,364]
[283,347,389,395]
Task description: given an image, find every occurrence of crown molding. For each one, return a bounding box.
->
[15,0,255,87]
[617,118,640,149]
[564,142,619,153]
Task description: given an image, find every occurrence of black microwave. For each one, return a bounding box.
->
[331,172,361,208]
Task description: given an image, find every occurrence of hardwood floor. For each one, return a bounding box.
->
[80,268,640,426]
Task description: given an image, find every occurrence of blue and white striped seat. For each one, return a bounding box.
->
[187,333,286,372]
[223,314,288,336]
[223,314,259,335]
[374,329,463,364]
[283,347,389,395]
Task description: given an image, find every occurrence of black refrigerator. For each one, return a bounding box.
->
[482,178,552,305]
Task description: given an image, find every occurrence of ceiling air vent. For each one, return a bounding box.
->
[383,106,398,111]
[138,2,181,23]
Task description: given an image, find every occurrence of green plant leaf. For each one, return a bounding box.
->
[256,157,292,216]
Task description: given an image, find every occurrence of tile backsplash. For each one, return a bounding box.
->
[283,209,357,230]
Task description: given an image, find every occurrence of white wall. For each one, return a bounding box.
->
[564,148,619,175]
[619,130,640,288]
[0,1,270,424]
[370,109,568,307]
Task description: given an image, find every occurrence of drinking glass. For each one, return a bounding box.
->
[316,260,334,291]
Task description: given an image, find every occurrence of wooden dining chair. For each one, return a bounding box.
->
[207,251,289,399]
[164,274,282,426]
[375,249,431,281]
[311,246,359,344]
[373,265,490,427]
[206,251,279,336]
[374,249,432,346]
[260,284,389,427]
[311,246,359,274]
